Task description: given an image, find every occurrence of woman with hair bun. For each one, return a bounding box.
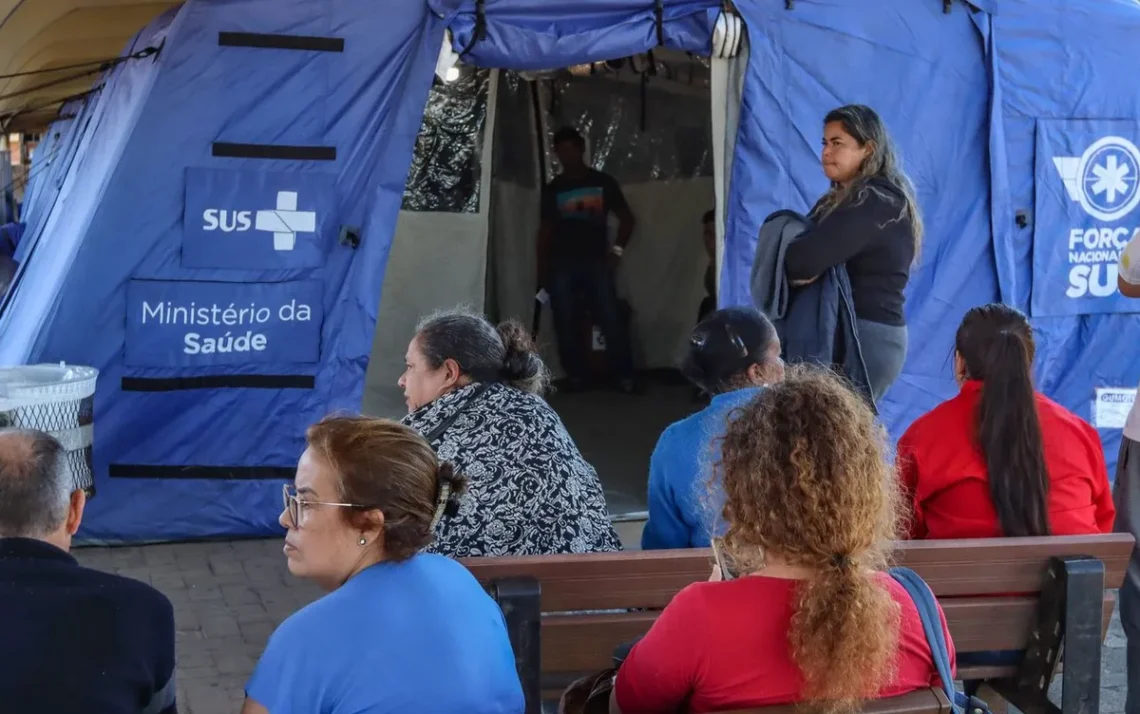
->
[399,307,621,556]
[613,368,949,714]
[241,415,523,714]
[641,307,784,550]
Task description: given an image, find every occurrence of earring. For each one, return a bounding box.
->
[358,537,367,546]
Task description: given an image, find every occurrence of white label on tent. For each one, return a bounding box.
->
[1094,387,1136,429]
[592,326,606,351]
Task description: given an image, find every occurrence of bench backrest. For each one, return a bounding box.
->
[462,534,1134,705]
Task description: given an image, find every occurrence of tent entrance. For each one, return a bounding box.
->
[487,55,717,517]
[363,51,727,519]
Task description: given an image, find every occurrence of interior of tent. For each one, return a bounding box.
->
[363,50,724,516]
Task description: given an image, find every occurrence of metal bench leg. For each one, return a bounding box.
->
[996,555,1105,714]
[492,576,542,714]
[1057,557,1105,714]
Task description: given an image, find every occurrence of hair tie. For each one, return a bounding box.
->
[429,482,452,531]
[831,553,852,570]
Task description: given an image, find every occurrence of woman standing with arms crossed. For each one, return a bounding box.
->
[784,105,923,401]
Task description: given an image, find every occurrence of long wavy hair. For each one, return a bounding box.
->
[716,366,902,712]
[812,104,924,258]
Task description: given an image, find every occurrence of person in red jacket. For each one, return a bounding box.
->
[613,368,950,714]
[898,303,1115,540]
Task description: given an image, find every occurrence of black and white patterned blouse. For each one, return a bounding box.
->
[401,382,623,557]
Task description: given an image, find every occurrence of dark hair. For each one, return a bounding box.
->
[955,303,1050,537]
[717,367,900,711]
[0,428,72,537]
[553,127,585,150]
[306,416,468,561]
[816,104,924,257]
[416,307,550,394]
[681,307,779,394]
[702,209,715,224]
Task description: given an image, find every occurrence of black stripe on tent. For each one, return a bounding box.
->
[121,375,315,391]
[110,464,296,480]
[212,142,336,161]
[218,31,344,53]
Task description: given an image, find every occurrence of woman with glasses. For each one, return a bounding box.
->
[239,415,524,714]
[399,307,621,556]
[640,307,785,550]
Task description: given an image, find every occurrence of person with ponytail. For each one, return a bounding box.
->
[641,307,784,550]
[242,415,524,714]
[613,368,948,714]
[399,306,621,556]
[898,303,1115,539]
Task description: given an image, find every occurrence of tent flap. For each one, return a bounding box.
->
[441,0,719,69]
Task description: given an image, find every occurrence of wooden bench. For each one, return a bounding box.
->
[462,534,1134,714]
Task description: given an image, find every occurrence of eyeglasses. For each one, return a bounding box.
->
[281,484,370,529]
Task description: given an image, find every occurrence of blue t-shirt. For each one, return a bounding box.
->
[246,553,524,714]
[641,387,763,550]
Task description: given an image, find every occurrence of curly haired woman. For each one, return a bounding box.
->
[612,368,952,713]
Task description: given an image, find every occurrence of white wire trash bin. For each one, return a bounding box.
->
[0,364,98,496]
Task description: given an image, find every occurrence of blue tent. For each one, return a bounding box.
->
[2,0,1139,542]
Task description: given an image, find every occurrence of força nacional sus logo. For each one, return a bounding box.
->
[202,190,316,252]
[1053,136,1140,299]
[1054,136,1140,222]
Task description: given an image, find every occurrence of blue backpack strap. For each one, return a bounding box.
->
[890,567,989,714]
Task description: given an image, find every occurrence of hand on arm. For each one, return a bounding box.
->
[606,176,635,271]
[783,195,882,281]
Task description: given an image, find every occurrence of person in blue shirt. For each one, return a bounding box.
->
[241,415,524,714]
[641,307,785,550]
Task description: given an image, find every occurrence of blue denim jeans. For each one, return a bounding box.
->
[547,260,634,382]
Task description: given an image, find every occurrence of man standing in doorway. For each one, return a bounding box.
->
[1115,226,1140,714]
[538,127,638,393]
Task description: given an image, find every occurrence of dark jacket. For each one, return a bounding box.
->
[0,537,177,714]
[783,178,916,326]
[750,210,875,407]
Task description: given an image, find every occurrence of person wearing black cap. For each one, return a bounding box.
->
[641,307,785,550]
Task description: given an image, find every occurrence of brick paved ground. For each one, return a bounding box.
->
[74,538,1132,714]
[75,539,321,714]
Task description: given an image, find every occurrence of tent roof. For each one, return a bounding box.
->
[0,0,176,132]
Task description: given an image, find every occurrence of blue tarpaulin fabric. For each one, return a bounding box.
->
[987,0,1140,476]
[2,0,1140,541]
[434,0,719,69]
[0,0,446,541]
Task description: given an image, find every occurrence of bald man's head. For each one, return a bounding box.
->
[0,428,72,538]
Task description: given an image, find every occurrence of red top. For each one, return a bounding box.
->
[614,575,951,714]
[898,380,1115,540]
